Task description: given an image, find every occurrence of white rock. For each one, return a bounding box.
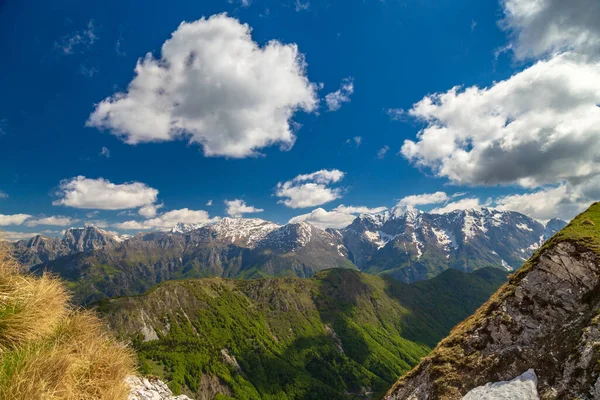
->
[462,369,539,400]
[126,376,194,400]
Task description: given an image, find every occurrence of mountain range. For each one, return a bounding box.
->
[98,267,508,399]
[13,207,565,304]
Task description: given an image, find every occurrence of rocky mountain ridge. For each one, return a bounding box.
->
[11,226,122,267]
[385,202,600,399]
[99,267,508,399]
[16,207,566,303]
[343,205,565,282]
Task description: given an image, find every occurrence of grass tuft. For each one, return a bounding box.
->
[0,238,136,399]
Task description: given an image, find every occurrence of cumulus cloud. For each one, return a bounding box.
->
[290,204,386,229]
[87,14,318,158]
[289,208,356,229]
[53,176,158,210]
[501,0,600,60]
[494,176,600,221]
[430,198,484,214]
[325,77,354,111]
[402,55,600,188]
[275,169,345,208]
[398,0,600,222]
[332,205,387,214]
[138,203,163,218]
[0,191,7,199]
[114,208,217,230]
[225,199,264,217]
[99,146,110,158]
[397,191,449,207]
[206,200,213,206]
[1,231,43,242]
[0,214,32,226]
[25,216,78,227]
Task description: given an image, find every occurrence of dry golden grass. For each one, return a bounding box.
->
[0,239,136,400]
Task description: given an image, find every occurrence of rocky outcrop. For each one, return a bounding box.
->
[12,226,120,267]
[386,203,600,400]
[462,369,539,400]
[126,376,193,400]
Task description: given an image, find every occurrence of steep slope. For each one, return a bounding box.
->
[97,268,507,400]
[12,226,121,267]
[343,206,566,282]
[38,221,353,305]
[385,202,600,400]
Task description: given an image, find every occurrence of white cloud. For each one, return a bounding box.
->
[138,203,163,218]
[385,108,407,121]
[85,220,110,228]
[345,136,362,147]
[430,198,483,214]
[494,177,600,221]
[206,200,213,206]
[0,214,32,226]
[25,216,78,227]
[229,0,251,7]
[295,0,310,11]
[332,205,387,214]
[397,0,600,222]
[501,0,600,61]
[99,146,110,158]
[398,191,450,207]
[0,191,7,199]
[53,176,158,210]
[114,208,217,231]
[275,169,345,208]
[55,20,97,55]
[87,14,318,158]
[1,231,42,242]
[290,204,387,229]
[225,199,264,217]
[289,208,355,229]
[115,34,125,56]
[377,145,389,159]
[401,54,600,189]
[325,77,354,111]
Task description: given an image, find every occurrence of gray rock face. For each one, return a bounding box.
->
[127,376,193,400]
[385,241,600,399]
[11,226,120,267]
[343,206,554,282]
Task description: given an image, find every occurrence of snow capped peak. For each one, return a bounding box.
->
[210,217,280,248]
[389,204,421,220]
[171,222,206,234]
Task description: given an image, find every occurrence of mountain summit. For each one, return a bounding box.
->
[12,226,121,267]
[385,202,600,399]
[343,206,565,282]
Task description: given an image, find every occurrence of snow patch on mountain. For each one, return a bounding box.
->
[171,222,206,234]
[501,259,513,271]
[517,223,534,232]
[412,232,423,259]
[211,217,280,247]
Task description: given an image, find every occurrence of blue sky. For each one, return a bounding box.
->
[1,0,599,239]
